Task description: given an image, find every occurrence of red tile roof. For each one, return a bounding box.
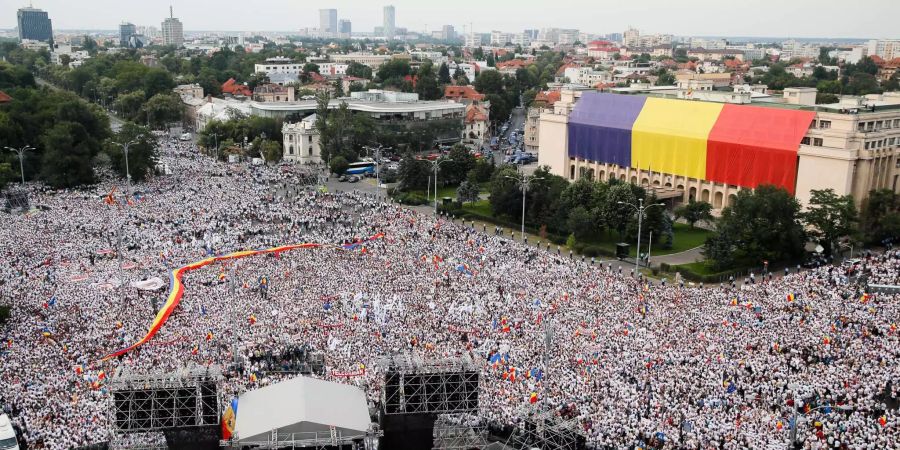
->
[221,78,252,96]
[556,63,578,76]
[0,90,11,103]
[465,103,488,124]
[496,59,531,70]
[533,90,561,105]
[444,85,484,102]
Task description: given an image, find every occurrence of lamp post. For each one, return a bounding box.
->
[430,157,452,215]
[114,140,138,198]
[4,145,34,185]
[618,199,665,269]
[210,132,220,161]
[505,173,544,241]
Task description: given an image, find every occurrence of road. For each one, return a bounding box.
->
[36,77,125,132]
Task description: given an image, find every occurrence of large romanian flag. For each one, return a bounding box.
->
[567,92,816,194]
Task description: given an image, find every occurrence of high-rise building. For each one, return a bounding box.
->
[867,39,900,61]
[524,29,539,40]
[623,27,640,48]
[161,6,184,47]
[464,33,481,48]
[17,6,53,43]
[338,20,352,37]
[440,25,456,41]
[319,9,337,35]
[119,22,136,47]
[383,5,396,39]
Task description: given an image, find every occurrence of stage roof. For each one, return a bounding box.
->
[234,376,370,443]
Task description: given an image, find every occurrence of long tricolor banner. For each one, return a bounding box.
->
[102,233,384,361]
[567,92,816,194]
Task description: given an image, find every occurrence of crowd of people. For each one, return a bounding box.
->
[0,136,898,450]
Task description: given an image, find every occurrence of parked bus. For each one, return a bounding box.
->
[345,161,376,176]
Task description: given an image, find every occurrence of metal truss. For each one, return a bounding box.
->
[504,410,584,450]
[432,414,488,450]
[3,188,29,212]
[108,365,222,434]
[222,429,381,450]
[379,354,480,415]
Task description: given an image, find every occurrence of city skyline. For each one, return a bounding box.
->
[1,0,898,40]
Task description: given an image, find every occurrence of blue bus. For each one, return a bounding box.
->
[345,161,376,176]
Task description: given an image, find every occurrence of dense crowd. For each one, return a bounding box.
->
[1,137,898,450]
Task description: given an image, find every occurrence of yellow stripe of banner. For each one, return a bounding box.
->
[631,97,724,179]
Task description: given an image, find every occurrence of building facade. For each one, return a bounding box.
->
[319,9,338,35]
[282,115,321,164]
[338,20,352,38]
[383,5,395,39]
[161,7,183,47]
[537,90,900,211]
[868,39,900,61]
[119,22,136,47]
[17,6,52,43]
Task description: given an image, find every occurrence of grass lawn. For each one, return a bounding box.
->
[458,200,712,257]
[410,183,490,202]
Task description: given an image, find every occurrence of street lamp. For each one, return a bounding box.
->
[617,198,665,269]
[114,140,138,198]
[4,145,34,185]
[505,173,544,241]
[430,157,453,215]
[209,132,220,161]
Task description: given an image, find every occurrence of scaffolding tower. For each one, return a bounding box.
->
[432,413,488,450]
[108,365,222,434]
[504,409,585,450]
[378,354,480,415]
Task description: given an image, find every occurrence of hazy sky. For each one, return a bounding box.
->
[2,0,898,39]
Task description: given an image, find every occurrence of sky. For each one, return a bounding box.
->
[2,0,898,40]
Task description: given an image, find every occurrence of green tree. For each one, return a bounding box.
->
[113,90,146,121]
[442,144,475,185]
[567,206,594,241]
[602,182,638,237]
[346,61,373,79]
[376,59,411,81]
[674,199,714,228]
[105,122,157,183]
[415,61,442,100]
[488,165,522,218]
[142,68,175,99]
[860,189,900,244]
[303,63,320,73]
[140,93,184,129]
[456,180,480,204]
[329,155,349,175]
[703,185,806,270]
[398,154,429,191]
[438,62,451,84]
[333,79,345,97]
[453,67,469,85]
[474,70,504,95]
[257,139,282,163]
[467,158,495,183]
[40,122,100,188]
[802,189,857,257]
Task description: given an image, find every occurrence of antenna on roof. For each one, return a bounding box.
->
[170,5,173,19]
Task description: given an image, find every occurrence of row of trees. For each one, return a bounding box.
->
[749,56,898,101]
[0,61,158,189]
[198,112,283,162]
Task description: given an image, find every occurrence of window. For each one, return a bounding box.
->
[801,137,811,145]
[858,123,866,132]
[865,142,870,149]
[308,136,313,143]
[819,120,831,129]
[813,138,823,147]
[288,135,293,142]
[810,120,817,129]
[569,165,575,179]
[288,145,294,155]
[894,119,900,127]
[896,158,900,169]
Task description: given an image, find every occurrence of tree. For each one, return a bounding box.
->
[376,59,411,81]
[303,62,320,74]
[674,199,714,228]
[398,154,429,191]
[474,70,504,95]
[59,54,71,67]
[456,180,480,204]
[140,93,184,129]
[489,165,522,218]
[346,61,373,79]
[40,122,99,188]
[802,189,857,257]
[333,79,345,97]
[258,139,282,163]
[438,63,451,84]
[329,156,349,175]
[567,206,593,241]
[142,69,175,99]
[442,144,475,185]
[703,185,806,270]
[860,189,900,244]
[415,61,442,100]
[113,90,146,121]
[453,67,469,85]
[105,122,157,183]
[602,183,638,237]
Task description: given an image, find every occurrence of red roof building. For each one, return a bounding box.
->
[444,85,485,103]
[0,90,11,104]
[221,78,252,97]
[533,90,561,106]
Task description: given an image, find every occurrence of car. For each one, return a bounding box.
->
[348,175,361,183]
[425,153,441,161]
[0,414,18,450]
[387,163,400,171]
[338,175,349,182]
[179,132,191,141]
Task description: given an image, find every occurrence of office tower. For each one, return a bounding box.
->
[17,6,53,42]
[161,6,183,47]
[119,22,136,47]
[383,5,395,39]
[319,9,337,35]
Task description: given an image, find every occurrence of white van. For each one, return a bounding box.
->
[0,414,18,450]
[180,132,191,141]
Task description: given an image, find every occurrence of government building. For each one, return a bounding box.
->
[537,88,900,210]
